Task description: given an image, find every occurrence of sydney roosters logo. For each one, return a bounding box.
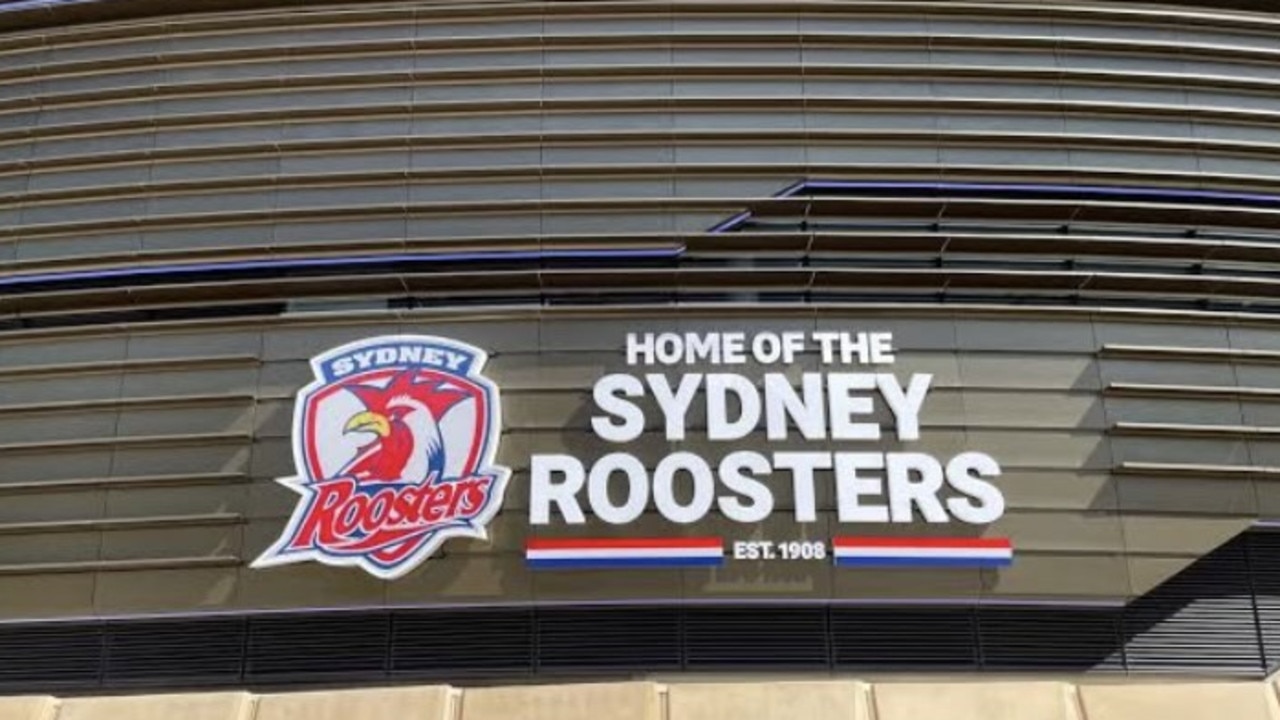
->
[252,335,510,580]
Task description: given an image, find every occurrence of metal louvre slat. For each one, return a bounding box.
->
[1122,537,1265,674]
[0,623,103,689]
[979,609,1125,671]
[831,609,978,670]
[536,607,681,673]
[683,606,830,669]
[10,30,1280,93]
[1244,532,1280,671]
[245,612,390,681]
[103,618,245,686]
[390,609,533,678]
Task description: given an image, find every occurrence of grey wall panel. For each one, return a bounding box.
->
[0,449,113,483]
[1,1,1280,623]
[0,308,1272,613]
[3,3,1280,268]
[0,488,106,524]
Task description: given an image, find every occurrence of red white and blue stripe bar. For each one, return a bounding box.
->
[525,537,725,570]
[832,537,1014,568]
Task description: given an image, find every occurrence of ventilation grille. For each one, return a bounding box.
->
[246,612,390,682]
[831,609,977,670]
[391,609,533,678]
[1124,541,1263,675]
[104,618,245,688]
[537,607,680,674]
[0,531,1278,692]
[684,606,830,670]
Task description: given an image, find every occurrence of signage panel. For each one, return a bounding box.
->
[255,328,1011,580]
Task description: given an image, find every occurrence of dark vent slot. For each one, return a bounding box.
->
[1123,537,1263,674]
[103,618,246,686]
[0,623,104,690]
[246,612,389,681]
[391,609,533,678]
[832,609,977,670]
[537,607,680,672]
[980,608,1124,671]
[684,606,829,669]
[1247,531,1280,672]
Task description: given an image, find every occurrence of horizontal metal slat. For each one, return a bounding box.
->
[391,609,534,677]
[1114,462,1280,478]
[1100,344,1280,363]
[0,513,244,536]
[0,472,248,495]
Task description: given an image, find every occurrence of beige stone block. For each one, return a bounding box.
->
[0,696,55,720]
[873,681,1076,720]
[56,692,252,720]
[668,681,868,720]
[1077,682,1276,720]
[253,686,453,720]
[460,682,659,720]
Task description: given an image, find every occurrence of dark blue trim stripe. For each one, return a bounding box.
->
[834,556,1013,568]
[711,179,1280,233]
[0,0,90,10]
[2,247,684,292]
[796,181,1280,206]
[526,557,724,570]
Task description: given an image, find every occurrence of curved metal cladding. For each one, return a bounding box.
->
[4,0,1280,673]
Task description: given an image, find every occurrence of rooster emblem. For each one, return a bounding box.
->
[340,372,468,484]
[252,335,510,580]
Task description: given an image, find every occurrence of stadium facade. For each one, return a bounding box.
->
[3,0,1280,697]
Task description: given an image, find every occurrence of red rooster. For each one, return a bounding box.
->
[339,371,469,483]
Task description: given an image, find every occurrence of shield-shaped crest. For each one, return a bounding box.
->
[252,334,510,580]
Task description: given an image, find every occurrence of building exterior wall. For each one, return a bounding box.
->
[1,309,1278,618]
[4,0,1280,686]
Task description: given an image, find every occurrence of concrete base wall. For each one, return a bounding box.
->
[6,679,1280,720]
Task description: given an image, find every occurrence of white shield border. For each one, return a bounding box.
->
[250,334,511,581]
